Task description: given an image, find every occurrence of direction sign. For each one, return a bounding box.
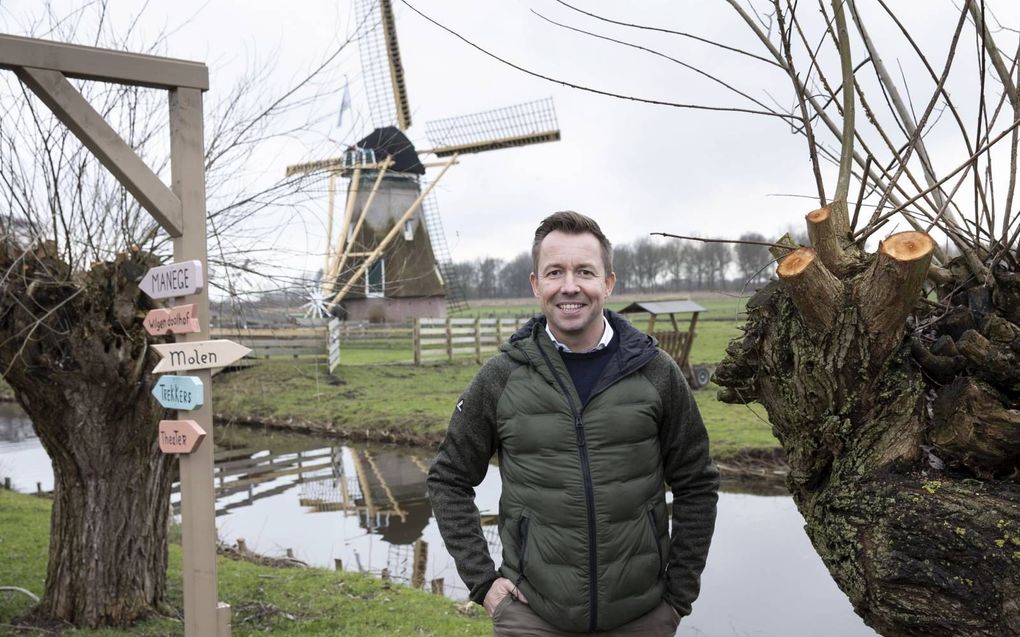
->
[152,339,251,373]
[152,375,204,410]
[140,260,203,300]
[144,304,200,335]
[158,420,206,454]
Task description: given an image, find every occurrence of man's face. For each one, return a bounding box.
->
[530,230,616,351]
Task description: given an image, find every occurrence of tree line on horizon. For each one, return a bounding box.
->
[453,232,779,299]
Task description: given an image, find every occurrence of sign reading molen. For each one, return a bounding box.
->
[140,260,203,299]
[152,339,251,373]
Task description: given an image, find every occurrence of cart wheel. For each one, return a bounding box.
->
[692,365,711,389]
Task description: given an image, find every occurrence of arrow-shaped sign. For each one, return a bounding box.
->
[152,375,204,410]
[158,420,206,454]
[152,339,251,373]
[140,260,203,300]
[144,304,200,335]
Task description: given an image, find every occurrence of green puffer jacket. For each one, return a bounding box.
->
[428,311,719,633]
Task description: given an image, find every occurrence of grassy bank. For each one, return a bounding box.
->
[213,359,777,461]
[0,490,490,636]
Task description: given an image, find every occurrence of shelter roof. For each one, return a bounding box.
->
[618,300,706,315]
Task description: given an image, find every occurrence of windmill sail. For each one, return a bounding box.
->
[425,98,560,157]
[356,0,412,130]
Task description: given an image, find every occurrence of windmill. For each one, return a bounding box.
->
[287,0,561,323]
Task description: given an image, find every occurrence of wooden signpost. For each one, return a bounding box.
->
[139,260,203,299]
[144,303,200,335]
[158,419,206,454]
[2,33,231,636]
[151,339,251,373]
[153,375,204,411]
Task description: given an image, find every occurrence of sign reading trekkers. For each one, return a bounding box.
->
[152,375,205,411]
[144,303,200,335]
[158,419,206,454]
[151,339,251,373]
[140,260,204,299]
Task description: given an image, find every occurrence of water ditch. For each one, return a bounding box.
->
[0,403,876,636]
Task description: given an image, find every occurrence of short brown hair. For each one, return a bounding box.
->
[531,211,613,275]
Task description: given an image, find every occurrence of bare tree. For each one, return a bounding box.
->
[524,1,1020,634]
[0,4,351,628]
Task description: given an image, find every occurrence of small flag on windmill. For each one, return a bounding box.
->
[337,77,351,128]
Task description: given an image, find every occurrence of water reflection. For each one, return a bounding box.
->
[1,413,876,636]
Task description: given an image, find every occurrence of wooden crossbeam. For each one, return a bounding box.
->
[0,34,208,90]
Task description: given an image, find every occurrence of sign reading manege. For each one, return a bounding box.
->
[140,260,204,300]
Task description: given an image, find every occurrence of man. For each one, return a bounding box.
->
[428,211,718,636]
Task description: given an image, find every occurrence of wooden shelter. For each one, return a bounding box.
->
[619,299,711,388]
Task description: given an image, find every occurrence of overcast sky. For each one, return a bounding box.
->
[2,1,1019,289]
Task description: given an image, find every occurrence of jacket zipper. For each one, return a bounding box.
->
[536,344,599,632]
[516,516,530,585]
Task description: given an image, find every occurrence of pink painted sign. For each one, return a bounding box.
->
[144,304,200,335]
[158,419,206,454]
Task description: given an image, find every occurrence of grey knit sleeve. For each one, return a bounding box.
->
[643,352,720,617]
[426,355,515,605]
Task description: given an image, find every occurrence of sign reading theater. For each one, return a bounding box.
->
[151,339,251,373]
[140,260,204,300]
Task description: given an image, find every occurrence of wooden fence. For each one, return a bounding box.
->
[413,317,532,364]
[211,327,327,366]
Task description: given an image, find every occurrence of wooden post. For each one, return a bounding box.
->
[36,481,42,495]
[170,86,229,637]
[286,548,294,559]
[647,313,657,333]
[474,317,482,364]
[237,538,247,554]
[3,477,10,490]
[413,318,421,366]
[446,317,453,362]
[412,539,428,589]
[496,317,504,347]
[430,578,444,596]
[381,568,390,582]
[334,558,344,572]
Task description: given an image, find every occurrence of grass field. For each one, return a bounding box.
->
[0,490,490,636]
[213,295,779,460]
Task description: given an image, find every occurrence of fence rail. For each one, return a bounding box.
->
[413,317,531,364]
[211,327,327,365]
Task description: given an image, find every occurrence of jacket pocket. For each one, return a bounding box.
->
[648,503,665,574]
[517,515,531,581]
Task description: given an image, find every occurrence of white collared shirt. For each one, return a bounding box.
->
[545,315,614,353]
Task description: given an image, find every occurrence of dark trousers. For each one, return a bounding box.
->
[491,598,680,637]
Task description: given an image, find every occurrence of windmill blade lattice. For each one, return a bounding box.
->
[425,97,560,157]
[356,0,411,130]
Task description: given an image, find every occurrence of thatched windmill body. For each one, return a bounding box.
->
[288,0,561,322]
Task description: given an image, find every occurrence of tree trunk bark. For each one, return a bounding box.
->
[0,244,174,628]
[714,227,1020,636]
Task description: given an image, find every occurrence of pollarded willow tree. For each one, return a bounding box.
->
[0,5,352,628]
[524,0,1020,635]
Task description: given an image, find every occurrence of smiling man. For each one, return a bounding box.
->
[428,211,719,636]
